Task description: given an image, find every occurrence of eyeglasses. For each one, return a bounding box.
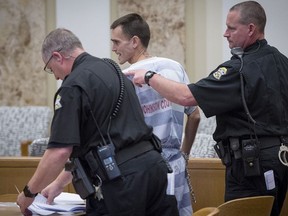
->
[43,48,62,74]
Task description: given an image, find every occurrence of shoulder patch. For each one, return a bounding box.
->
[213,67,227,80]
[55,94,62,110]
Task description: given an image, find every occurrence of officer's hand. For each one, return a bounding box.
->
[16,192,34,216]
[41,181,63,204]
[124,69,148,87]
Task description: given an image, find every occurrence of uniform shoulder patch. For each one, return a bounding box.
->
[213,67,227,80]
[55,94,62,110]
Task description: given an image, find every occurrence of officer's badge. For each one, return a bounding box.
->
[55,94,62,110]
[213,67,227,80]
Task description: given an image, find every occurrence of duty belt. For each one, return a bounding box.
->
[229,135,288,150]
[115,140,155,165]
[215,135,288,166]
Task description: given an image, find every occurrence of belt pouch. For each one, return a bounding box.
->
[229,138,242,159]
[241,139,261,177]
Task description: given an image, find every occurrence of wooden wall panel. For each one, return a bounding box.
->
[0,157,287,216]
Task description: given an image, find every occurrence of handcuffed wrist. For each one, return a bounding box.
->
[182,152,190,161]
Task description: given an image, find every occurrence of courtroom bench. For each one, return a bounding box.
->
[0,157,74,195]
[0,157,287,216]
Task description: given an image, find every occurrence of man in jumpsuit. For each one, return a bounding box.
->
[16,28,179,216]
[126,1,288,216]
[110,13,200,216]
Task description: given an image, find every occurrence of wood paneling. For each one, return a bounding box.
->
[0,157,287,216]
[187,158,288,216]
[188,158,225,210]
[0,157,71,195]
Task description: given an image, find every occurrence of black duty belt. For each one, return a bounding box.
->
[115,140,154,165]
[258,136,287,149]
[229,136,288,150]
[215,135,288,166]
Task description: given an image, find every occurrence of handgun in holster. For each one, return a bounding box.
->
[241,139,261,177]
[214,141,231,166]
[65,158,96,199]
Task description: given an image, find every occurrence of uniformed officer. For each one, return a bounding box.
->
[126,1,288,216]
[16,28,179,216]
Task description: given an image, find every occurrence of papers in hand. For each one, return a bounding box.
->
[28,192,85,215]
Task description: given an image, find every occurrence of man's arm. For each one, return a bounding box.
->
[17,146,73,214]
[125,69,197,106]
[181,107,200,154]
[41,170,73,204]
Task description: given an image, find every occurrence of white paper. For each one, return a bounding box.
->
[54,192,85,205]
[29,204,56,215]
[166,172,175,195]
[34,193,48,203]
[28,192,85,215]
[264,170,276,190]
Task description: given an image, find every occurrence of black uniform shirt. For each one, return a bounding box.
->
[48,53,153,157]
[189,39,288,141]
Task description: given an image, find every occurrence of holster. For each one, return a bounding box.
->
[66,158,95,199]
[214,141,231,166]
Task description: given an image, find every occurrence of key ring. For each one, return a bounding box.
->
[278,144,288,166]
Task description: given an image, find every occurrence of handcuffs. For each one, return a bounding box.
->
[182,152,196,203]
[278,143,288,166]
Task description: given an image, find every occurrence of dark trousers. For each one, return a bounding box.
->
[225,145,288,216]
[86,150,179,216]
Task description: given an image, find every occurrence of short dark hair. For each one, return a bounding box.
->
[110,13,150,48]
[230,1,266,33]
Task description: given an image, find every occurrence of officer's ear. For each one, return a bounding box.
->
[52,51,62,62]
[248,23,256,36]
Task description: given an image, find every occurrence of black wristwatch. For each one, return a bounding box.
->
[23,185,38,198]
[144,71,156,86]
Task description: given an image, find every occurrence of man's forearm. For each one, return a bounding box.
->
[181,107,201,154]
[54,170,73,189]
[26,147,72,194]
[149,74,197,106]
